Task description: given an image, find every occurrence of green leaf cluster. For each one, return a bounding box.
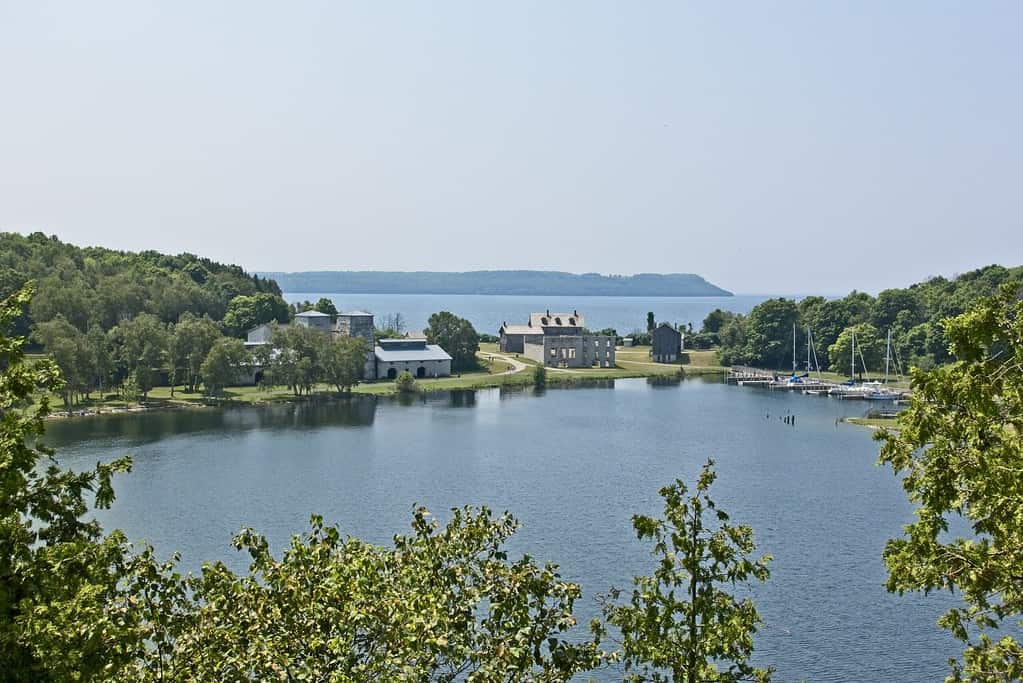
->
[879,283,1023,681]
[601,460,773,683]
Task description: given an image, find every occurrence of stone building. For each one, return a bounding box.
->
[523,334,616,368]
[651,323,682,362]
[499,310,585,353]
[334,310,376,377]
[373,339,452,379]
[293,309,333,332]
[334,311,374,344]
[499,309,615,368]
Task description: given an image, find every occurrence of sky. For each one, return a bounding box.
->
[1,2,1020,295]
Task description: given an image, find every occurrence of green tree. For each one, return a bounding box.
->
[701,309,733,335]
[425,311,480,371]
[0,284,137,681]
[33,315,90,407]
[271,325,326,395]
[200,338,250,397]
[872,288,922,331]
[84,325,113,397]
[827,322,884,378]
[715,314,748,367]
[314,297,338,316]
[741,298,799,370]
[321,336,368,394]
[161,509,602,681]
[601,460,772,683]
[169,313,222,393]
[878,285,1023,681]
[222,293,289,338]
[647,311,656,332]
[109,313,168,399]
[533,363,547,387]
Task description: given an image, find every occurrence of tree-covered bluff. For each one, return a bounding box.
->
[0,232,282,336]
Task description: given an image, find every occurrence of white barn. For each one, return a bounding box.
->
[373,339,452,380]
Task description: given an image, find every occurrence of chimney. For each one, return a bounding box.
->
[546,308,550,316]
[573,309,578,316]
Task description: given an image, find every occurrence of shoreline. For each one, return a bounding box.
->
[44,348,726,420]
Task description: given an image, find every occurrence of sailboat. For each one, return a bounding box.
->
[828,330,866,398]
[863,329,905,400]
[773,324,812,389]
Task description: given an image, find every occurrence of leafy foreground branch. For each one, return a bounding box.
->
[2,283,775,682]
[599,462,773,683]
[879,283,1023,681]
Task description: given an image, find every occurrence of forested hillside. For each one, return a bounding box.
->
[0,232,281,336]
[691,264,1023,373]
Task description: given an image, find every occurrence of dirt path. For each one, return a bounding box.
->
[478,351,528,376]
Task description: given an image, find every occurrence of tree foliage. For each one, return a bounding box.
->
[149,509,603,682]
[878,284,1023,681]
[711,265,1022,371]
[826,322,885,379]
[426,311,480,371]
[395,369,417,393]
[223,293,290,338]
[0,231,280,335]
[321,336,369,394]
[601,460,772,683]
[0,284,136,681]
[199,338,250,397]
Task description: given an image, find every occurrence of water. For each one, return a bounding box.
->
[281,292,773,335]
[45,380,956,681]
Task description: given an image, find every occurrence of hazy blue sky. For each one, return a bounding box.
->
[1,2,1020,294]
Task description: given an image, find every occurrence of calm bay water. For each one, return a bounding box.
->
[45,379,956,681]
[281,292,774,335]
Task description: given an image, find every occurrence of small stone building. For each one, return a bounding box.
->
[651,323,682,362]
[373,339,452,380]
[334,311,374,344]
[294,310,333,332]
[246,322,280,344]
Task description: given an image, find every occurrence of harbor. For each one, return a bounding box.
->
[726,326,911,401]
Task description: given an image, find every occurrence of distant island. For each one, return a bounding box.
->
[258,270,732,297]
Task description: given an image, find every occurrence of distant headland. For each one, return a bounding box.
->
[258,270,732,297]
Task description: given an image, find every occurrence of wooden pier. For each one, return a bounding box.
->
[728,367,838,392]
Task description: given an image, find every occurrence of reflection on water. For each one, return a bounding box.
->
[46,396,381,448]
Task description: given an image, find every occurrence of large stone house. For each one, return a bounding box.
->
[651,323,682,362]
[523,334,615,368]
[499,310,584,353]
[500,310,615,368]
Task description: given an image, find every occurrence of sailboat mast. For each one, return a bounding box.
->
[851,330,856,380]
[806,327,811,373]
[885,329,891,384]
[792,323,797,374]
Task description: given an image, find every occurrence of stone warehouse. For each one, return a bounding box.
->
[373,339,452,379]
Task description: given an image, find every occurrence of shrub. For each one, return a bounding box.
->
[395,370,417,393]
